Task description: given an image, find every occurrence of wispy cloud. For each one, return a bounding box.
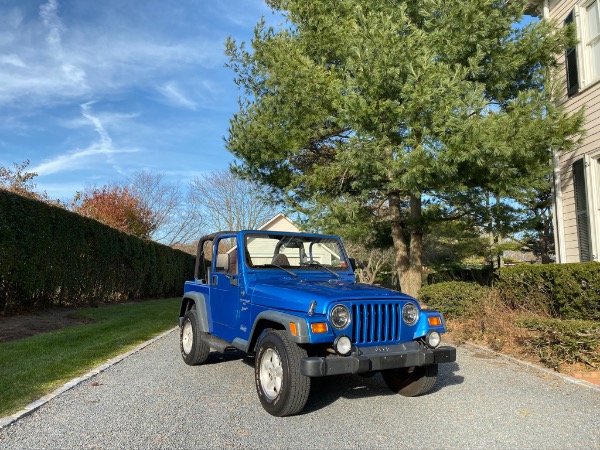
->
[158,82,198,110]
[0,0,225,110]
[0,54,26,68]
[31,102,137,176]
[39,0,62,51]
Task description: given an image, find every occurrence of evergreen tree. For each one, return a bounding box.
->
[225,0,583,296]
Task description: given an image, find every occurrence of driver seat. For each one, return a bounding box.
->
[271,253,290,267]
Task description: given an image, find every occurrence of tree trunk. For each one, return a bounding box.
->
[389,192,423,298]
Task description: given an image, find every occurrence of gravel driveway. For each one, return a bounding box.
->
[1,330,598,449]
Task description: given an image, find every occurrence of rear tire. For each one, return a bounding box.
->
[381,364,438,396]
[180,309,210,366]
[255,330,310,417]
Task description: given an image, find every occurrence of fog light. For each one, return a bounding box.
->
[426,331,441,348]
[334,335,352,356]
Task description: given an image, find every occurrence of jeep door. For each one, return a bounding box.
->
[210,236,246,342]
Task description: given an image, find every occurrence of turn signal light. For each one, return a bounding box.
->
[428,316,442,326]
[311,322,328,333]
[289,322,298,336]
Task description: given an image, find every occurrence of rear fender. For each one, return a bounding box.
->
[179,292,209,332]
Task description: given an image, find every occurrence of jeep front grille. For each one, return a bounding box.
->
[351,303,402,345]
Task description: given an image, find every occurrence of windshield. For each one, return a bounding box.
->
[244,233,349,272]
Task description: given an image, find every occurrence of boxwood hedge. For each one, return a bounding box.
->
[496,263,600,321]
[418,281,491,319]
[517,317,600,369]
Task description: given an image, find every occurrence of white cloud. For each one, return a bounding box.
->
[31,102,138,176]
[0,54,26,68]
[158,82,197,110]
[0,1,226,110]
[39,0,63,51]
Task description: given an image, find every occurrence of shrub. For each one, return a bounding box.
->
[426,267,494,287]
[418,281,490,319]
[496,263,600,320]
[0,190,195,313]
[517,317,600,370]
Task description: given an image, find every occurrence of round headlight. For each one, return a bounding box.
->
[334,335,352,355]
[402,302,419,325]
[330,304,350,329]
[426,330,441,348]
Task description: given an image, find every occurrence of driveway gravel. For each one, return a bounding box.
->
[0,330,598,449]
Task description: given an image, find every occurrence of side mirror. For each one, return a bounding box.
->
[349,258,357,271]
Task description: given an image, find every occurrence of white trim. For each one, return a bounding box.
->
[575,0,600,90]
[585,152,600,260]
[553,151,567,263]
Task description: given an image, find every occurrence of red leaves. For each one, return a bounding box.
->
[73,185,156,238]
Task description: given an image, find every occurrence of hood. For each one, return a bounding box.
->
[248,277,413,314]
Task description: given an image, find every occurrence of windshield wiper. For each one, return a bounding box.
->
[301,261,340,278]
[260,264,298,277]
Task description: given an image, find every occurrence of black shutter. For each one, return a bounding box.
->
[573,159,591,262]
[565,11,580,97]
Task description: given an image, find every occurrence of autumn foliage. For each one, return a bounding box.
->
[73,186,155,238]
[0,160,56,204]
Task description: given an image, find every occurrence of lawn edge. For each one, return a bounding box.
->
[0,326,178,430]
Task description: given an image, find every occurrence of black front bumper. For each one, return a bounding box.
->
[300,345,456,377]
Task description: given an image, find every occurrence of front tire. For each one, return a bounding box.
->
[381,364,438,397]
[180,309,210,366]
[255,330,310,417]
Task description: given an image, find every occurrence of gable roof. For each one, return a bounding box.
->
[258,213,301,232]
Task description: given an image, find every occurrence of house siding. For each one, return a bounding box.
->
[547,0,600,262]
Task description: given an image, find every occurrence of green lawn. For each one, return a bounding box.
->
[0,298,180,417]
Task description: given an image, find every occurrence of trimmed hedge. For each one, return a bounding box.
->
[496,263,600,320]
[418,281,490,319]
[426,267,494,287]
[517,317,600,369]
[0,190,195,314]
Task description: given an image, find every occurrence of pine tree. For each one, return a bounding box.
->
[225,0,583,296]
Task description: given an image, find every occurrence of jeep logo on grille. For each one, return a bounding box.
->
[375,346,390,352]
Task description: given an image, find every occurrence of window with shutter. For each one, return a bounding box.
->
[573,159,592,261]
[565,11,580,96]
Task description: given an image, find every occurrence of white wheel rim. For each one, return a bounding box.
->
[259,348,283,401]
[182,320,193,355]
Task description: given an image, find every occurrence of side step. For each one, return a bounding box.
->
[200,333,238,353]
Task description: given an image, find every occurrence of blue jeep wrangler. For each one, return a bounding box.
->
[179,230,456,416]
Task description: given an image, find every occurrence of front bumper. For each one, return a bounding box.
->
[300,345,456,377]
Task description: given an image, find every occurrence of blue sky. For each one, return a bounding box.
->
[0,0,277,201]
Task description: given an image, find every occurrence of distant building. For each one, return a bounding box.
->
[257,213,300,232]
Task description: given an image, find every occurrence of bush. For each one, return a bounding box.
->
[496,263,600,320]
[0,190,195,313]
[517,317,600,370]
[418,281,491,319]
[426,267,494,287]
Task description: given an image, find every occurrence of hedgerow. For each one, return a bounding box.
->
[418,281,491,319]
[517,318,600,369]
[0,190,195,313]
[496,263,600,320]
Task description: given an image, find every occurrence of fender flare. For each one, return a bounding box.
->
[179,292,209,333]
[245,311,310,352]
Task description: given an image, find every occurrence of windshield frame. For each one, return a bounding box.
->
[243,232,351,274]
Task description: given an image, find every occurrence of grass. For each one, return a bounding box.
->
[0,298,180,417]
